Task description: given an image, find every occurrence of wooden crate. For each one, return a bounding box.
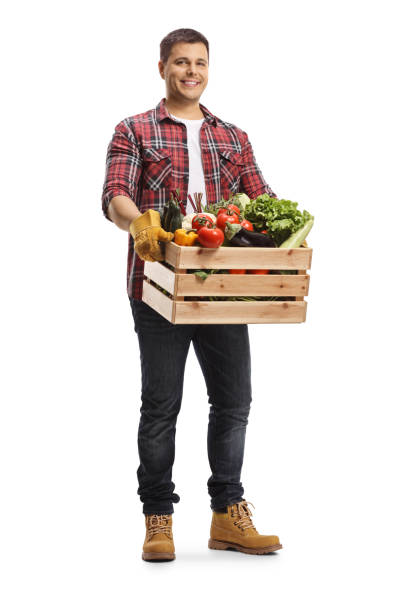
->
[142,241,313,324]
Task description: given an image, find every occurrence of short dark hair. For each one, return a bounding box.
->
[160,28,209,65]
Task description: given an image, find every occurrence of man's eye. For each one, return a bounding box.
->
[176,60,205,65]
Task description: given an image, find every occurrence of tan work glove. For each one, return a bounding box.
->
[129,210,174,262]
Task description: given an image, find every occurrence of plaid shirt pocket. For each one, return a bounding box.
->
[218,149,245,197]
[142,148,172,191]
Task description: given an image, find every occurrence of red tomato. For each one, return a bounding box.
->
[249,269,269,274]
[227,204,241,216]
[229,269,246,274]
[240,219,254,231]
[216,210,240,232]
[192,214,214,231]
[218,204,241,217]
[197,226,224,248]
[261,230,268,234]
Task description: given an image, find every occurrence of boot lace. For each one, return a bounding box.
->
[146,514,172,541]
[231,501,258,532]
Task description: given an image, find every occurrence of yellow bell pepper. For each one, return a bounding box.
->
[174,228,199,246]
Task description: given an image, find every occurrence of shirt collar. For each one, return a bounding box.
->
[155,97,218,127]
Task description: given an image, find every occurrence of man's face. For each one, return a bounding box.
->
[159,42,209,103]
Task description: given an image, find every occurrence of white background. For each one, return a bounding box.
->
[1,0,407,610]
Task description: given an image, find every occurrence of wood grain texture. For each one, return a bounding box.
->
[164,242,312,269]
[173,300,307,324]
[143,261,175,294]
[175,273,310,296]
[142,280,174,322]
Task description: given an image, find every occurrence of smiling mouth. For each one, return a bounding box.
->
[180,80,200,87]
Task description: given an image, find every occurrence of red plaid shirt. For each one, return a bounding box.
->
[101,97,277,300]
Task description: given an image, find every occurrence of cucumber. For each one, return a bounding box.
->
[169,206,183,232]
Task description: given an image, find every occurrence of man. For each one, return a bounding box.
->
[101,28,282,562]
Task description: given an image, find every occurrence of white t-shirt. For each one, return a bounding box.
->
[169,113,207,214]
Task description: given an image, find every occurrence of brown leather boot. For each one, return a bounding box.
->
[142,514,175,561]
[208,500,282,555]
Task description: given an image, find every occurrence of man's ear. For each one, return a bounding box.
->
[158,60,165,79]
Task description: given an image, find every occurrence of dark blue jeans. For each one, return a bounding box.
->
[129,297,252,515]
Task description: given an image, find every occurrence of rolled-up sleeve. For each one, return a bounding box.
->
[239,131,277,199]
[101,120,143,222]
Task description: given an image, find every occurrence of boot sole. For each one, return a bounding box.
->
[208,538,282,555]
[142,551,176,561]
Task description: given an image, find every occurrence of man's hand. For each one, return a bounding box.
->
[129,209,174,262]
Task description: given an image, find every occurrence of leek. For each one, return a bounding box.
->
[279,217,314,248]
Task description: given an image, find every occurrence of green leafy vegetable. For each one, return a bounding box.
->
[194,270,212,280]
[224,222,243,242]
[244,195,313,246]
[193,269,228,280]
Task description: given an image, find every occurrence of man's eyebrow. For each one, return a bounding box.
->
[174,56,208,63]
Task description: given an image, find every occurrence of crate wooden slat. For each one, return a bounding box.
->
[142,280,307,324]
[142,277,174,321]
[164,240,312,269]
[142,242,313,324]
[144,261,310,297]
